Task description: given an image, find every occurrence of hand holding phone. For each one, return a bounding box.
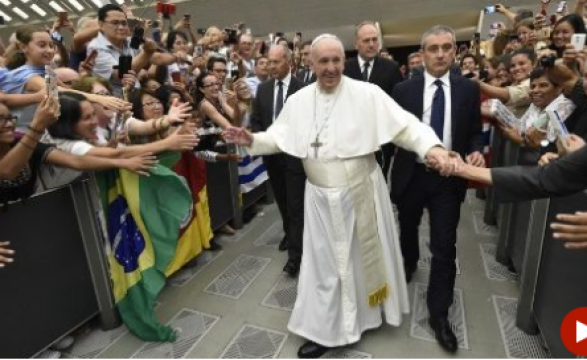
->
[118,55,132,80]
[571,33,586,51]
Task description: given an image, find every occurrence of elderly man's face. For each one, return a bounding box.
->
[312,39,345,92]
[268,46,291,81]
[355,24,379,61]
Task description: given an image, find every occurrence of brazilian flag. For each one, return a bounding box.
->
[97,152,192,342]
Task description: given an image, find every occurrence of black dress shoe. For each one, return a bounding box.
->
[208,241,223,251]
[278,236,288,251]
[429,317,458,353]
[283,259,300,277]
[404,262,417,283]
[297,341,329,358]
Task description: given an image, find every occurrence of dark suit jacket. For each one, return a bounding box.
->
[391,73,484,202]
[344,56,403,97]
[492,145,587,203]
[296,68,317,83]
[250,76,305,173]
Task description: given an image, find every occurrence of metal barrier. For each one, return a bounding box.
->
[532,192,587,357]
[0,179,119,358]
[0,150,269,358]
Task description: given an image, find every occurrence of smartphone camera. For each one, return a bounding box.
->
[130,27,145,50]
[540,54,557,68]
[484,5,496,13]
[197,28,206,35]
[118,55,133,79]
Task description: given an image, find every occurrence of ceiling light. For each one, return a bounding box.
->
[0,10,12,21]
[48,1,65,12]
[12,6,28,19]
[0,0,11,6]
[114,0,124,4]
[30,4,46,16]
[20,0,29,3]
[67,0,83,11]
[90,0,103,7]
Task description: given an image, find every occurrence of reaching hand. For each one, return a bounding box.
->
[223,126,253,146]
[424,147,464,176]
[466,151,486,167]
[167,99,192,125]
[551,211,587,249]
[89,94,131,113]
[31,96,59,130]
[165,126,199,151]
[557,134,585,156]
[539,152,559,166]
[120,153,158,176]
[0,241,14,268]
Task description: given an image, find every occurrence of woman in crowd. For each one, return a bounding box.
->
[475,48,535,118]
[1,26,127,132]
[0,96,155,203]
[194,71,241,129]
[516,18,537,49]
[550,14,586,57]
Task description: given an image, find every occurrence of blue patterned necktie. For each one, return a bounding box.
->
[430,79,445,141]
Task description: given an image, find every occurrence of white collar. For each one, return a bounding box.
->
[275,72,292,88]
[424,70,451,88]
[358,56,374,69]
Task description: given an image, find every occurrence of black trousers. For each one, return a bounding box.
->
[264,154,305,264]
[395,164,462,319]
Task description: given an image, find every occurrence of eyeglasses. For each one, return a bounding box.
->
[202,82,222,88]
[0,115,18,127]
[103,20,129,28]
[142,101,163,108]
[212,68,227,73]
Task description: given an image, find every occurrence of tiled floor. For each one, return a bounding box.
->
[62,190,550,358]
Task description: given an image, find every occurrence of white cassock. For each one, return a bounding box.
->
[248,76,442,347]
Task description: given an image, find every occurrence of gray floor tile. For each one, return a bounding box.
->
[261,274,298,312]
[130,309,219,358]
[168,251,223,287]
[323,348,373,358]
[220,324,288,359]
[492,296,551,358]
[473,211,499,238]
[204,254,271,299]
[418,236,461,274]
[63,326,128,359]
[480,244,518,282]
[410,283,469,350]
[253,220,284,248]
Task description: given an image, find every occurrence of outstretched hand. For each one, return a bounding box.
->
[551,211,587,249]
[223,126,254,147]
[424,147,465,176]
[0,241,14,268]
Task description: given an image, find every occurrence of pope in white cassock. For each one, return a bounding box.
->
[225,35,458,358]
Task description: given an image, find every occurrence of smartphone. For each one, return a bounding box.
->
[571,33,586,51]
[118,55,132,79]
[184,14,190,21]
[225,77,235,91]
[152,29,161,43]
[276,31,284,38]
[474,32,481,44]
[171,71,181,83]
[296,32,302,39]
[197,28,206,35]
[484,5,496,13]
[230,69,239,79]
[194,45,203,56]
[0,16,5,25]
[557,0,567,13]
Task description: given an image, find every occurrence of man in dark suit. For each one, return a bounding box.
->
[250,44,306,277]
[296,40,317,84]
[391,25,485,353]
[344,21,403,176]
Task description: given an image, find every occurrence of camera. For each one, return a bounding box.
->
[540,54,557,68]
[225,29,238,45]
[118,55,133,79]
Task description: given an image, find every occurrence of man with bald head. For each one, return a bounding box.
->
[344,21,403,177]
[226,34,458,358]
[250,44,306,276]
[54,68,81,88]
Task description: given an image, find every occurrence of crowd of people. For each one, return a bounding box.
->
[2,1,587,358]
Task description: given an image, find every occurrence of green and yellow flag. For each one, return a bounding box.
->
[97,152,192,342]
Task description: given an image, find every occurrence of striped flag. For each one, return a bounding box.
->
[238,155,268,193]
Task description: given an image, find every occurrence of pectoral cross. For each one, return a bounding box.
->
[311,135,323,158]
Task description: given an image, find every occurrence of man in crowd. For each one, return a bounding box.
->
[244,55,270,97]
[250,45,306,276]
[391,25,485,353]
[226,34,458,359]
[296,40,316,83]
[407,52,424,78]
[344,21,403,177]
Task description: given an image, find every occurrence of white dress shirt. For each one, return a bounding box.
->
[358,56,374,81]
[423,71,452,151]
[273,72,291,121]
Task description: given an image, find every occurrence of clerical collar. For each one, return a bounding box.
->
[317,77,343,95]
[424,70,450,88]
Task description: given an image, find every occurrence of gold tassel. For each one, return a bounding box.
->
[368,283,389,307]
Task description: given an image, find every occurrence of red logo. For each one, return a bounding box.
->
[561,307,587,356]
